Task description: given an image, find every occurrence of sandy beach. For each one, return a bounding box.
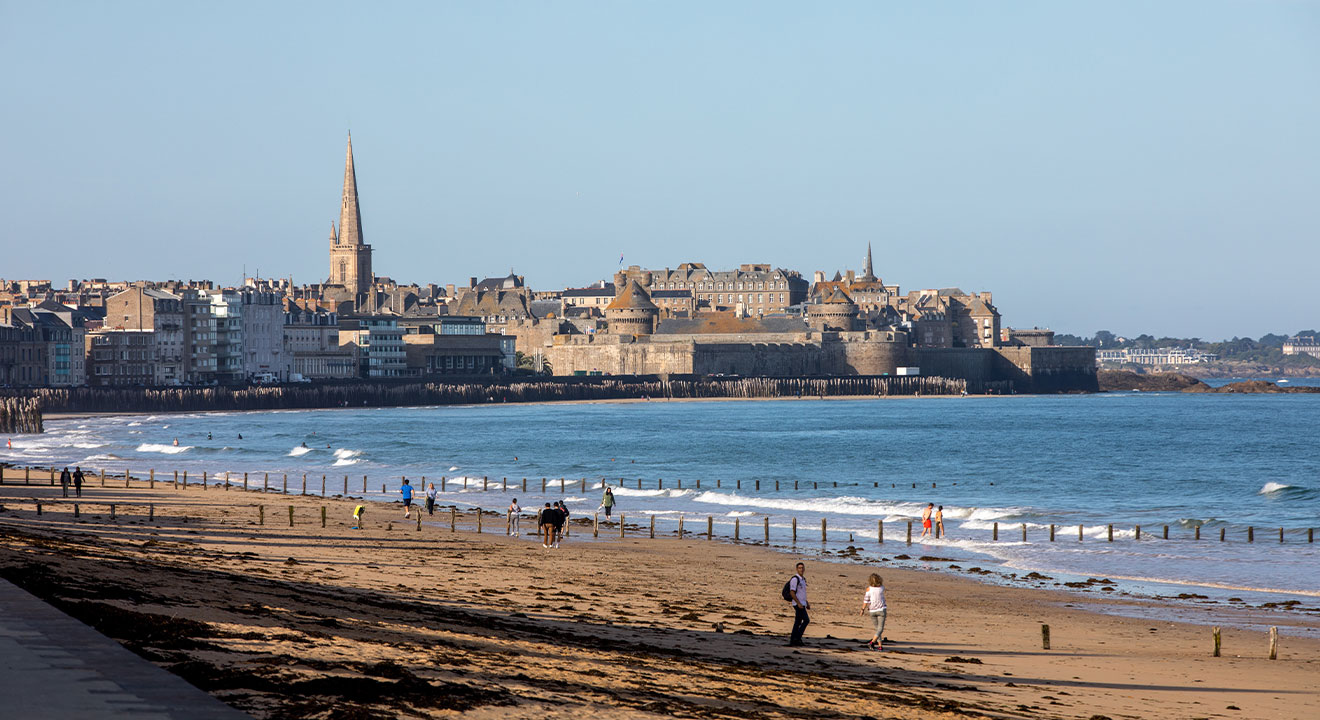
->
[0,473,1316,719]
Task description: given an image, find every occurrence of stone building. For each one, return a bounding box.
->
[3,304,87,386]
[338,316,405,378]
[604,280,659,336]
[85,329,155,387]
[325,134,374,311]
[238,289,290,381]
[0,323,46,386]
[618,263,808,315]
[105,287,186,385]
[284,306,355,379]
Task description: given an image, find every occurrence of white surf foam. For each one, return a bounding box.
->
[333,448,362,460]
[333,458,360,467]
[288,446,312,457]
[1260,482,1293,494]
[136,443,191,454]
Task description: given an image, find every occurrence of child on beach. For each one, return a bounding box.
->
[425,482,437,516]
[400,479,414,519]
[859,573,888,651]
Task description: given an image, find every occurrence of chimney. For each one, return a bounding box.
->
[469,277,477,289]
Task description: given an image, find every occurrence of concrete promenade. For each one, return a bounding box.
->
[0,578,249,719]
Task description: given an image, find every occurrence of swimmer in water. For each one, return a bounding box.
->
[237,433,243,440]
[172,438,179,447]
[301,441,307,448]
[207,432,212,441]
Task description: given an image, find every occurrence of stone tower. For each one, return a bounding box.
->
[807,287,859,331]
[328,133,373,298]
[605,280,659,336]
[860,242,877,283]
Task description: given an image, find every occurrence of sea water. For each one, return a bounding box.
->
[5,390,1318,609]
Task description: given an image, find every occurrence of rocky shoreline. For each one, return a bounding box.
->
[1098,370,1320,393]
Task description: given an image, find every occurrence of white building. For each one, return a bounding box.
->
[238,289,290,381]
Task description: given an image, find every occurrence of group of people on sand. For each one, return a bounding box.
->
[57,466,85,498]
[784,561,889,651]
[920,502,947,540]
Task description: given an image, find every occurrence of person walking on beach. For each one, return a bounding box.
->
[59,467,71,498]
[555,500,571,544]
[425,482,437,516]
[72,467,84,497]
[786,562,810,646]
[920,503,934,540]
[400,479,414,519]
[601,486,616,518]
[859,573,888,651]
[935,505,946,539]
[508,498,521,536]
[539,503,559,549]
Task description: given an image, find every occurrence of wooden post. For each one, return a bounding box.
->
[878,519,884,544]
[282,474,287,494]
[148,504,154,521]
[321,506,326,528]
[1021,523,1027,542]
[24,467,29,484]
[109,504,115,519]
[522,477,526,492]
[201,471,208,489]
[1248,526,1254,543]
[659,479,664,490]
[755,480,760,491]
[1213,626,1221,657]
[301,474,306,495]
[696,479,700,489]
[125,468,131,488]
[1108,524,1113,542]
[418,511,423,532]
[1220,527,1226,542]
[149,469,155,488]
[363,475,367,493]
[1310,528,1314,543]
[594,513,599,538]
[243,472,248,491]
[101,469,106,487]
[1135,525,1141,540]
[344,476,348,495]
[993,522,998,541]
[821,517,826,543]
[288,506,294,527]
[477,508,483,533]
[1163,525,1168,540]
[764,517,769,543]
[775,480,779,491]
[321,475,325,497]
[36,502,41,516]
[1279,527,1284,543]
[1269,626,1278,660]
[678,479,683,490]
[224,471,229,490]
[678,515,684,538]
[906,521,912,545]
[1195,524,1200,540]
[174,470,179,489]
[707,516,713,540]
[441,476,446,492]
[484,476,489,491]
[649,515,654,539]
[792,517,797,544]
[620,514,625,539]
[580,478,585,492]
[1041,624,1051,650]
[734,518,740,541]
[73,503,79,517]
[1079,524,1084,541]
[1049,524,1056,542]
[259,505,264,525]
[450,508,455,532]
[559,477,564,492]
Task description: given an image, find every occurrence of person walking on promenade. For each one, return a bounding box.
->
[786,562,810,646]
[508,498,521,536]
[935,505,946,539]
[601,486,616,518]
[400,479,414,519]
[425,482,437,516]
[859,573,888,651]
[72,467,84,497]
[59,467,71,498]
[920,503,934,540]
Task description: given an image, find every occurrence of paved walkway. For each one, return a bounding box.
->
[0,579,249,719]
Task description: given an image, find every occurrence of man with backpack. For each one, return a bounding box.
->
[784,562,810,646]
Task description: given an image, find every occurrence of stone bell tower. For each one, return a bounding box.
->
[328,133,373,300]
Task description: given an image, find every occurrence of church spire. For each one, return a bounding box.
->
[338,133,363,247]
[329,221,338,245]
[861,242,876,282]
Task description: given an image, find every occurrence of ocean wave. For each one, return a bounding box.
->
[691,491,934,519]
[332,458,360,467]
[288,446,312,457]
[726,510,757,517]
[136,443,192,454]
[333,448,362,460]
[1260,482,1293,494]
[72,442,106,449]
[448,466,460,472]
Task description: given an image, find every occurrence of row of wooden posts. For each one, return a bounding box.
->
[10,495,1292,661]
[4,466,1316,544]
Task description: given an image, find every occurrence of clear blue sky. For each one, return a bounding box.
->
[3,1,1317,339]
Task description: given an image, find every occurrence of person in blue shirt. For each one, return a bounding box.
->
[400,479,414,519]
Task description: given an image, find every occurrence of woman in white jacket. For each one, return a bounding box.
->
[859,573,888,651]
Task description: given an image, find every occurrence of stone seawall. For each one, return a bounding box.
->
[3,375,970,419]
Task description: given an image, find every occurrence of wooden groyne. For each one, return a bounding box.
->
[0,397,43,434]
[4,375,969,417]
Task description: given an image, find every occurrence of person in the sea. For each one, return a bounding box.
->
[935,505,946,539]
[237,433,243,440]
[859,573,888,651]
[207,432,212,441]
[601,485,616,518]
[920,503,934,540]
[72,467,84,497]
[59,467,71,498]
[300,441,307,448]
[400,479,414,519]
[786,562,809,646]
[508,498,521,536]
[425,482,437,516]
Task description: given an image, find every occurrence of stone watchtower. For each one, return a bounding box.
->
[328,133,373,299]
[605,280,659,336]
[807,287,859,331]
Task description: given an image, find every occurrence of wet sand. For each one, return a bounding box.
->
[0,476,1316,719]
